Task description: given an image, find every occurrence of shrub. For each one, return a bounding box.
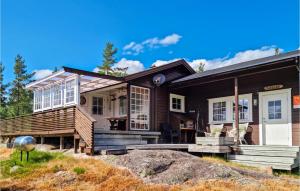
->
[73,167,85,175]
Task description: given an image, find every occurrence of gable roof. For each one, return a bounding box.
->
[124,59,195,81]
[172,50,300,84]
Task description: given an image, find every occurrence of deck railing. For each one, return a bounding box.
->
[0,106,96,154]
[0,106,76,136]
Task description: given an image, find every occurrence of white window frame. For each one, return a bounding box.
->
[43,85,52,110]
[119,96,127,116]
[64,75,79,106]
[130,85,150,131]
[52,81,64,109]
[92,96,104,115]
[208,93,253,124]
[33,88,43,112]
[170,94,185,113]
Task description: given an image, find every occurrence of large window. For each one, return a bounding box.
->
[43,87,51,109]
[208,94,252,124]
[34,90,43,111]
[65,79,75,104]
[170,94,185,113]
[53,83,63,107]
[130,86,150,130]
[213,101,227,121]
[233,98,249,121]
[92,97,103,115]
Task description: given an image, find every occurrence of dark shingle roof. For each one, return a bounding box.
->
[173,50,300,84]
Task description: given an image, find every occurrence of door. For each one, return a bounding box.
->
[261,89,291,145]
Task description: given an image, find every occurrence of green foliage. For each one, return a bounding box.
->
[197,62,205,73]
[73,167,86,175]
[0,63,9,118]
[7,55,34,117]
[98,42,118,75]
[0,149,63,178]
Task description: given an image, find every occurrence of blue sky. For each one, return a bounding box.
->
[1,0,299,83]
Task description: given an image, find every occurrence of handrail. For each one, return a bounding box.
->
[75,107,95,152]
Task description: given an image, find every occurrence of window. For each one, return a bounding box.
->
[170,94,185,113]
[65,79,75,104]
[53,84,63,107]
[34,90,43,111]
[43,87,51,109]
[130,86,150,130]
[92,97,103,115]
[208,94,252,123]
[213,101,227,121]
[119,96,127,116]
[268,100,281,119]
[233,98,249,121]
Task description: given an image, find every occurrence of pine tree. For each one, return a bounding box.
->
[8,55,34,117]
[98,42,118,75]
[197,62,205,72]
[0,63,9,118]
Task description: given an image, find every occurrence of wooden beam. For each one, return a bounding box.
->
[234,77,239,146]
[60,136,64,150]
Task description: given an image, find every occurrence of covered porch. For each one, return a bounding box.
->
[0,66,160,154]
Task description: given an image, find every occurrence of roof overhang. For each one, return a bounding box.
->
[26,66,124,93]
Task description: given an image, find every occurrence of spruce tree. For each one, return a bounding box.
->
[8,55,34,117]
[98,42,118,75]
[197,62,205,72]
[0,63,9,118]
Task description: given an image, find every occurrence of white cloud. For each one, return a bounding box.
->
[152,58,180,67]
[123,33,182,55]
[113,58,145,74]
[159,34,182,46]
[188,46,283,71]
[150,46,283,72]
[93,58,145,75]
[93,67,100,73]
[33,69,53,80]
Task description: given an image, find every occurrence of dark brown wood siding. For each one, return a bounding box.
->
[129,65,193,131]
[170,65,300,146]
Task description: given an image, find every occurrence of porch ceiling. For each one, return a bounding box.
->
[26,66,124,93]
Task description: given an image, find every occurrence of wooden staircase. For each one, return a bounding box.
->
[229,145,300,170]
[93,131,147,152]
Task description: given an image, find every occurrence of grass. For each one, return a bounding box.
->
[1,148,299,191]
[0,149,63,178]
[73,167,86,175]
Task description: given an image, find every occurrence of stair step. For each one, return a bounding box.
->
[94,145,126,151]
[239,145,300,152]
[94,139,146,146]
[94,134,142,139]
[229,159,296,170]
[229,154,296,164]
[240,150,299,157]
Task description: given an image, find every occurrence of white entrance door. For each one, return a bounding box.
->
[260,89,291,145]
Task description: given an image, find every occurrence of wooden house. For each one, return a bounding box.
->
[0,50,299,170]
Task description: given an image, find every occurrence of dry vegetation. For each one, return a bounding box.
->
[0,148,299,191]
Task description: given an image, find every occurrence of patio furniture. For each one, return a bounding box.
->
[106,116,127,130]
[205,124,224,137]
[160,123,180,143]
[227,123,249,144]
